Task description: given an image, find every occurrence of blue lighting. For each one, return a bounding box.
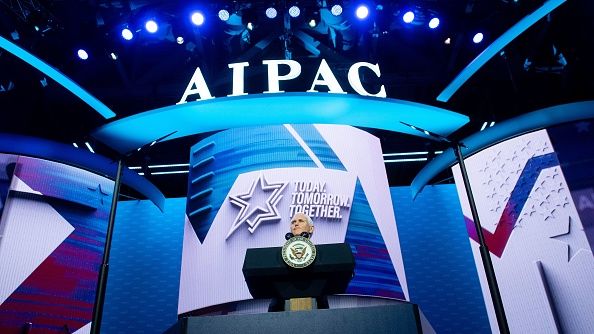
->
[356,5,369,19]
[145,20,158,33]
[428,17,440,29]
[191,12,205,26]
[411,100,594,198]
[0,36,115,119]
[77,49,89,60]
[473,32,484,44]
[331,5,343,16]
[121,28,133,40]
[403,11,414,23]
[218,9,230,21]
[436,0,566,102]
[289,6,300,18]
[265,7,277,19]
[92,93,469,154]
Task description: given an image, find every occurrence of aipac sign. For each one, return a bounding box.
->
[177,58,387,104]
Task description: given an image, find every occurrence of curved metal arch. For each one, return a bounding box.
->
[436,0,566,102]
[0,36,116,119]
[92,93,470,154]
[411,100,594,198]
[0,133,164,210]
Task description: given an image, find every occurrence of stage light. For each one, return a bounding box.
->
[218,9,230,21]
[121,28,133,40]
[191,12,205,26]
[247,22,254,30]
[355,5,369,19]
[266,7,277,19]
[110,52,118,60]
[176,36,184,44]
[403,11,414,23]
[145,20,158,33]
[289,6,300,18]
[444,37,451,44]
[473,32,483,44]
[309,19,317,27]
[77,49,89,60]
[428,17,440,29]
[331,4,343,16]
[85,142,95,153]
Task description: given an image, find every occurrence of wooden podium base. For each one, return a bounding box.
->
[289,298,313,311]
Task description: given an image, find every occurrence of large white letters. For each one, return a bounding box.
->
[307,59,346,94]
[262,59,302,93]
[348,62,387,98]
[227,62,249,97]
[178,59,387,103]
[177,67,213,104]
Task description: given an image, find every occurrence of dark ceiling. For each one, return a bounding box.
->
[1,0,593,197]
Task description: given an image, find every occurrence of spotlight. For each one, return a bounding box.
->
[355,5,369,19]
[473,32,483,44]
[265,7,278,19]
[428,17,440,29]
[331,4,343,16]
[145,20,158,33]
[77,49,89,60]
[402,11,414,23]
[308,19,317,27]
[110,52,118,60]
[121,28,134,40]
[176,36,184,44]
[444,37,451,44]
[247,22,254,30]
[218,9,230,21]
[191,12,205,26]
[289,6,300,18]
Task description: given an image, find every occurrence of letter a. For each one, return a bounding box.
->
[177,67,214,104]
[307,59,346,94]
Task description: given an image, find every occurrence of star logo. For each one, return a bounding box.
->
[225,174,288,240]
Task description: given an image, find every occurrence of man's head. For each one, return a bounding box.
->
[290,212,314,237]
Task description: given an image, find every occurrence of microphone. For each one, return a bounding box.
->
[285,232,311,240]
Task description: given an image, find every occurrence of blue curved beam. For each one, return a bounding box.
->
[436,0,566,102]
[92,93,469,154]
[0,133,164,210]
[411,100,594,198]
[0,36,116,119]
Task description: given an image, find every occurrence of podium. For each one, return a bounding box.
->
[172,242,424,334]
[242,243,355,302]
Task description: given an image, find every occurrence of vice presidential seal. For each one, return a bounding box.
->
[282,236,316,268]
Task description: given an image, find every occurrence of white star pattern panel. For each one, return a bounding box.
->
[452,130,594,333]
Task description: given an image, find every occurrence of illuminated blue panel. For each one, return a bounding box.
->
[436,0,566,102]
[0,36,116,119]
[411,101,594,198]
[92,93,469,154]
[0,133,164,210]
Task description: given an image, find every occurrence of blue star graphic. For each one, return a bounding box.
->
[88,184,111,206]
[226,174,288,240]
